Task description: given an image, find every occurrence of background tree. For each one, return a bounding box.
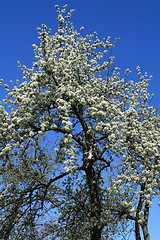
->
[0,5,159,240]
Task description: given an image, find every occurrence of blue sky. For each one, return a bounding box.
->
[0,0,160,106]
[0,0,159,239]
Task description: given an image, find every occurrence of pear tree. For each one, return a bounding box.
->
[0,5,159,240]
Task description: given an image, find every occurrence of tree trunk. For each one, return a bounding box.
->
[135,220,142,240]
[141,203,150,240]
[142,224,150,240]
[85,155,102,240]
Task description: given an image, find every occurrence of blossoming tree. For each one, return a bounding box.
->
[0,5,159,240]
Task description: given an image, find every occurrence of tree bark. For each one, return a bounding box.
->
[135,220,142,240]
[142,224,150,240]
[141,203,150,240]
[85,154,102,240]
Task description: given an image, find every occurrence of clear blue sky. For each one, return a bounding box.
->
[0,0,159,239]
